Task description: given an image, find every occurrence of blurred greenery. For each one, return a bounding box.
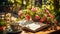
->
[0,19,6,26]
[0,0,60,23]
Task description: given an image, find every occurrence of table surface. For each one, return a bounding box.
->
[20,26,60,34]
[3,26,60,34]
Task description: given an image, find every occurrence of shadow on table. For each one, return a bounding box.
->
[0,31,3,34]
[49,30,60,34]
[6,31,22,34]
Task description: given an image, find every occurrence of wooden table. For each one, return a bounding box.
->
[3,26,60,34]
[20,26,60,34]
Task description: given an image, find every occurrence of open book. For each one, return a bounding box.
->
[26,23,41,31]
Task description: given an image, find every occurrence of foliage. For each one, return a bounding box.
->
[0,0,59,24]
[18,6,56,23]
[0,19,6,26]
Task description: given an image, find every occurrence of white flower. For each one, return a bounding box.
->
[6,13,11,17]
[11,16,16,21]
